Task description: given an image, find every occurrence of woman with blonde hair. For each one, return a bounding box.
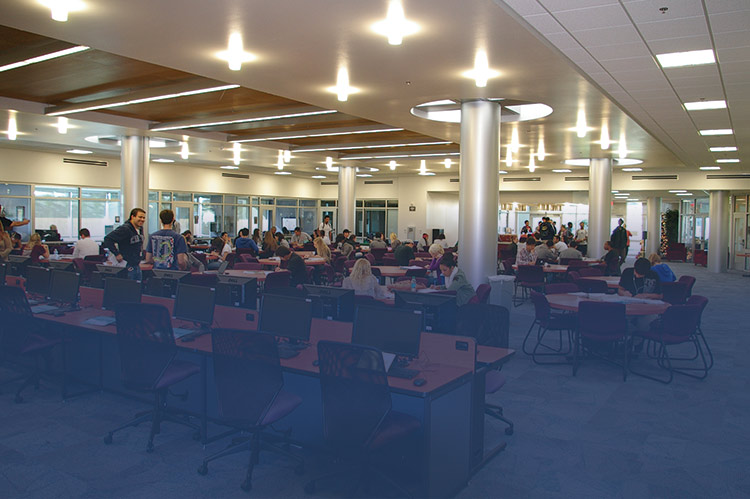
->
[262,229,278,255]
[341,258,389,298]
[0,223,12,262]
[389,232,401,251]
[648,253,676,282]
[313,237,331,263]
[23,232,50,261]
[427,243,444,272]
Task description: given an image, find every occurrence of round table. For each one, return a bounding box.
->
[546,293,669,316]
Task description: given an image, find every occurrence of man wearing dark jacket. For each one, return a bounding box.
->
[276,246,307,286]
[538,217,555,241]
[103,208,146,280]
[610,218,628,264]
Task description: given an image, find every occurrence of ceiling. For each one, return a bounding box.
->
[0,0,744,184]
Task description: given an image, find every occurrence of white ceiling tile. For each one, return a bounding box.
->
[600,56,657,73]
[539,0,618,12]
[587,42,651,61]
[497,0,547,16]
[523,13,566,34]
[646,36,713,54]
[571,25,642,47]
[705,0,750,15]
[553,4,631,31]
[543,32,583,51]
[713,31,750,50]
[662,64,720,79]
[623,0,705,23]
[717,47,750,63]
[638,17,709,42]
[709,11,750,33]
[675,87,726,102]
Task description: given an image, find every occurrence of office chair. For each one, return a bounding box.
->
[404,268,427,278]
[678,275,696,296]
[574,278,609,294]
[513,265,545,306]
[523,291,575,364]
[0,286,68,403]
[305,341,421,497]
[468,283,491,305]
[686,295,712,370]
[369,247,387,265]
[104,303,200,452]
[198,330,304,492]
[264,270,291,290]
[574,301,629,381]
[660,281,690,305]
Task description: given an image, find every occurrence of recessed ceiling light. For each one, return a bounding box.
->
[562,158,643,167]
[294,140,452,153]
[371,0,419,46]
[56,116,69,134]
[220,165,239,170]
[6,113,17,141]
[699,166,720,170]
[716,159,739,163]
[151,109,337,132]
[66,149,92,154]
[622,167,643,172]
[668,190,686,193]
[418,172,436,176]
[39,0,86,22]
[463,50,500,88]
[312,175,326,179]
[564,159,590,166]
[274,171,291,175]
[676,192,693,196]
[699,129,733,136]
[656,49,715,68]
[344,152,460,160]
[152,158,174,163]
[498,170,508,174]
[627,199,641,202]
[611,190,619,193]
[710,146,737,152]
[552,169,571,173]
[216,33,256,71]
[328,67,358,102]
[684,100,726,111]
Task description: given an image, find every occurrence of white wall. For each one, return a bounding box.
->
[426,192,459,244]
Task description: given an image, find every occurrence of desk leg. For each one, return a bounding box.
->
[470,370,509,476]
[201,356,208,444]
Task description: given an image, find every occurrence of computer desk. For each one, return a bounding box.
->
[25,285,513,498]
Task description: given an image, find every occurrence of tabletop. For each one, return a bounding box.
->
[546,293,670,316]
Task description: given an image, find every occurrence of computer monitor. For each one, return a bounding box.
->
[150,269,190,297]
[353,305,423,358]
[25,266,51,296]
[215,275,257,309]
[173,283,215,327]
[49,270,80,305]
[48,260,74,272]
[302,285,355,321]
[95,264,129,278]
[7,255,30,277]
[258,293,313,343]
[393,291,457,333]
[102,277,142,310]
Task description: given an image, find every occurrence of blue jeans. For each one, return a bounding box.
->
[127,265,142,281]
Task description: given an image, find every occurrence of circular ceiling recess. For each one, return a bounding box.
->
[410,98,553,123]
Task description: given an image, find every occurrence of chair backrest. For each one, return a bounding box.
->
[517,264,545,283]
[455,303,509,348]
[685,295,708,326]
[73,257,86,274]
[333,256,347,274]
[236,247,257,257]
[370,267,382,278]
[211,329,283,426]
[544,282,579,294]
[344,260,357,270]
[567,270,581,282]
[659,304,701,340]
[577,301,627,339]
[364,253,376,265]
[578,267,604,277]
[678,275,696,296]
[238,254,259,263]
[225,252,236,268]
[472,283,491,304]
[382,255,397,265]
[0,286,34,354]
[566,259,589,268]
[660,281,690,305]
[369,247,387,263]
[501,258,515,276]
[320,263,335,284]
[84,254,106,262]
[408,259,429,268]
[405,267,427,278]
[114,303,177,391]
[234,262,263,271]
[317,341,392,452]
[264,270,291,289]
[575,278,609,294]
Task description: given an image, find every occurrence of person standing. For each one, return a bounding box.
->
[72,228,100,259]
[103,208,146,280]
[538,217,555,241]
[0,223,12,262]
[318,215,333,244]
[145,209,188,270]
[575,222,588,257]
[0,203,30,233]
[520,220,532,235]
[610,218,628,265]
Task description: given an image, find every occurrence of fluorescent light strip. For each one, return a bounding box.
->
[0,45,89,73]
[656,49,715,68]
[709,146,737,152]
[66,149,92,155]
[622,167,642,172]
[668,190,686,193]
[552,169,571,173]
[233,127,403,143]
[151,109,337,132]
[294,141,452,153]
[699,129,733,136]
[684,100,726,111]
[676,193,693,196]
[716,159,739,163]
[48,84,241,116]
[344,152,460,160]
[152,158,174,163]
[700,166,720,170]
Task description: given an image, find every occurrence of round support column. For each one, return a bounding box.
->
[458,100,500,289]
[646,196,662,258]
[588,158,612,259]
[338,165,356,234]
[708,190,729,273]
[120,136,150,234]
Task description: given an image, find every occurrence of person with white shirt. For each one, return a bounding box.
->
[552,235,568,255]
[318,215,333,243]
[72,228,100,259]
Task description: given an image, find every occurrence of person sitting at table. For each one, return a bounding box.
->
[44,224,62,242]
[207,236,230,269]
[275,231,290,249]
[10,232,23,251]
[336,234,355,258]
[0,223,12,262]
[417,232,431,252]
[290,227,312,248]
[515,237,537,266]
[341,258,390,299]
[427,243,444,272]
[182,230,194,246]
[648,253,676,282]
[601,241,621,276]
[72,228,100,259]
[369,232,388,250]
[552,235,568,255]
[313,236,331,264]
[261,230,278,258]
[534,239,557,264]
[252,228,262,246]
[394,239,415,266]
[436,253,475,306]
[507,235,518,258]
[23,233,50,262]
[235,228,259,254]
[618,257,662,299]
[389,232,401,250]
[558,240,583,260]
[275,246,307,286]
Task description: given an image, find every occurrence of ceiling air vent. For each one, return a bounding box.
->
[63,158,107,167]
[706,173,750,180]
[320,181,338,186]
[632,174,677,180]
[364,180,393,185]
[565,176,589,181]
[449,178,459,183]
[503,177,541,182]
[221,173,249,179]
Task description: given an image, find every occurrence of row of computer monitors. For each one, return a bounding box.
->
[3,262,458,335]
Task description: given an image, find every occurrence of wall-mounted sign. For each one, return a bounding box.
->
[409,204,416,212]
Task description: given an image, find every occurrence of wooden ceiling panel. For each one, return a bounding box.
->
[227,118,376,138]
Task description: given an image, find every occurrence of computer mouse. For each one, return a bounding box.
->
[413,378,427,387]
[312,360,320,367]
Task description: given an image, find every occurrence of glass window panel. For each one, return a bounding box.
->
[162,203,172,211]
[194,204,222,238]
[0,183,31,196]
[81,199,121,240]
[0,197,31,240]
[173,205,192,236]
[681,199,694,215]
[148,202,159,236]
[387,200,399,207]
[299,199,316,207]
[299,207,317,234]
[696,198,709,214]
[322,209,336,233]
[194,193,222,204]
[161,192,172,202]
[224,195,237,204]
[34,185,78,198]
[148,191,158,201]
[81,188,119,200]
[251,206,259,233]
[276,206,297,232]
[173,192,192,202]
[364,200,386,208]
[355,209,363,236]
[364,209,386,237]
[387,209,398,238]
[260,198,275,205]
[734,196,746,213]
[236,196,250,205]
[261,208,273,232]
[224,205,236,237]
[251,197,259,204]
[356,200,363,207]
[35,199,79,240]
[321,200,337,207]
[276,198,298,207]
[236,206,250,232]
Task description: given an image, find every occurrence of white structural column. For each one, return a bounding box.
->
[588,158,612,259]
[120,136,150,233]
[708,190,729,273]
[646,196,662,258]
[338,165,356,234]
[458,100,500,289]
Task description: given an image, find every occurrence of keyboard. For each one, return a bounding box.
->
[277,346,301,359]
[31,304,59,314]
[387,366,419,379]
[83,316,117,327]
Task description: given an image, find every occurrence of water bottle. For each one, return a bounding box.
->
[411,276,417,292]
[53,248,59,260]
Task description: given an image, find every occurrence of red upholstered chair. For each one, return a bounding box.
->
[574,278,609,294]
[574,301,629,380]
[523,291,575,364]
[660,281,690,305]
[513,265,545,306]
[467,283,491,305]
[678,275,696,296]
[238,253,259,263]
[263,270,291,290]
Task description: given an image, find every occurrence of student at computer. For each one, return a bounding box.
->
[144,209,188,270]
[0,223,12,262]
[275,246,307,286]
[72,228,100,259]
[23,233,50,262]
[341,258,390,299]
[103,207,146,280]
[437,253,475,307]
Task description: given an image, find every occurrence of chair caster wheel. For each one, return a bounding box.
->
[505,428,514,435]
[241,479,252,492]
[304,481,316,495]
[14,395,23,404]
[295,463,305,475]
[197,463,208,476]
[193,431,202,441]
[103,434,113,445]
